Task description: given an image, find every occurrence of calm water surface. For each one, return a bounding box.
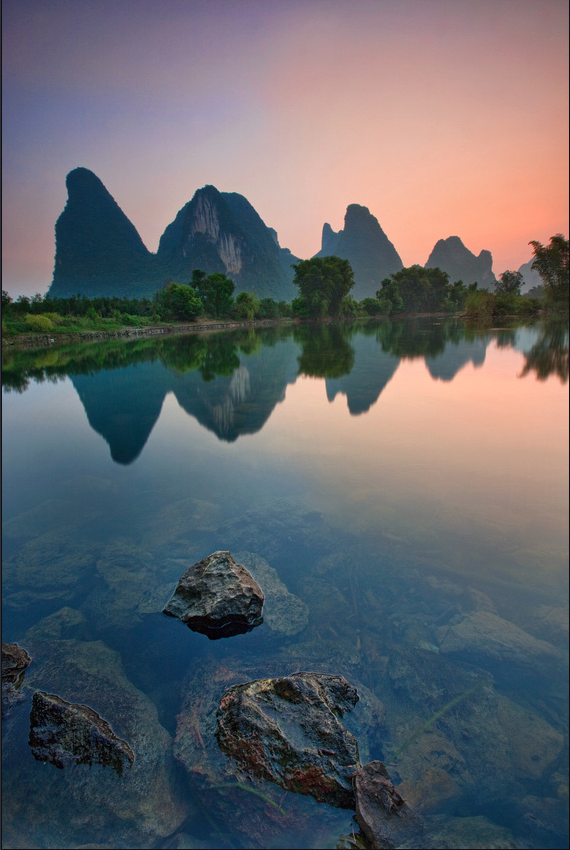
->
[2,319,568,849]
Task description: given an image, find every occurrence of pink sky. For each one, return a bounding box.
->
[2,0,568,297]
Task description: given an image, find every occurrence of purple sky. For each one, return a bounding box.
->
[2,0,569,297]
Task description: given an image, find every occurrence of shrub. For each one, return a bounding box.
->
[465,290,494,320]
[42,312,65,325]
[360,297,383,316]
[25,314,53,332]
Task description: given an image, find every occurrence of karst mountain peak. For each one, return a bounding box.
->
[48,168,501,300]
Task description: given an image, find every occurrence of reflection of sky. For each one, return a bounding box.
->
[258,344,569,588]
[512,325,547,354]
[3,333,568,600]
[2,0,568,296]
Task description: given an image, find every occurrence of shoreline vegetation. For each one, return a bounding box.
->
[0,311,546,353]
[2,236,567,351]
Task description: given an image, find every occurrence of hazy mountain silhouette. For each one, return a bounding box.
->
[517,259,543,294]
[157,185,298,301]
[425,236,496,290]
[50,168,156,298]
[314,204,403,299]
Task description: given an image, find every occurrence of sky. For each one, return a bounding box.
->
[2,0,569,298]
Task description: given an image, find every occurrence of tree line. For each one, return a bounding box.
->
[2,234,567,335]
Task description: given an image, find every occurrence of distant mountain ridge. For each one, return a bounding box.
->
[49,168,299,300]
[516,259,543,293]
[48,167,502,301]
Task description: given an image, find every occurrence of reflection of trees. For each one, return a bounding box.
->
[159,333,241,381]
[519,322,569,383]
[2,332,244,391]
[294,324,355,378]
[494,329,517,349]
[375,318,464,359]
[2,337,159,392]
[158,336,208,373]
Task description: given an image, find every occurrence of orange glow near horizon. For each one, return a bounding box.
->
[2,0,568,295]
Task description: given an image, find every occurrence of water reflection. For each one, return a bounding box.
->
[294,324,355,378]
[2,318,566,465]
[2,317,568,849]
[519,320,569,383]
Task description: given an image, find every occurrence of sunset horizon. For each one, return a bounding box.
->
[3,0,568,297]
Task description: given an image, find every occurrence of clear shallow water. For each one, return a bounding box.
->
[2,318,569,849]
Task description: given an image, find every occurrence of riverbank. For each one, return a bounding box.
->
[2,318,291,351]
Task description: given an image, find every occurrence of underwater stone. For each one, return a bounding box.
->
[163,550,264,637]
[216,671,360,808]
[437,611,561,667]
[354,761,424,849]
[29,690,135,774]
[234,551,309,636]
[2,642,31,718]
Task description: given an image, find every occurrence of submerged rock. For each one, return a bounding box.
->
[2,635,188,848]
[354,761,424,849]
[425,814,517,849]
[234,551,309,636]
[437,611,561,668]
[29,690,135,774]
[163,550,264,638]
[216,497,335,564]
[2,642,31,718]
[216,671,360,808]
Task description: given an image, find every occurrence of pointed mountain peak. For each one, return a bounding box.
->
[425,237,496,288]
[66,166,107,190]
[315,203,403,298]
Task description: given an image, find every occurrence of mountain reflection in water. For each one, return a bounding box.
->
[4,318,565,464]
[1,317,568,850]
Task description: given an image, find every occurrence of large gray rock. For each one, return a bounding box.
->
[29,690,135,774]
[2,642,31,718]
[216,672,360,808]
[354,761,424,849]
[163,550,264,638]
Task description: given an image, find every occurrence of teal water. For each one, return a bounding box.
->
[2,318,569,849]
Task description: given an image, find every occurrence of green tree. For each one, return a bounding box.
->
[2,290,13,311]
[359,297,383,316]
[495,270,523,295]
[291,256,355,318]
[529,234,569,308]
[257,298,280,319]
[234,291,259,320]
[378,266,451,314]
[375,277,404,314]
[193,272,235,318]
[157,282,203,321]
